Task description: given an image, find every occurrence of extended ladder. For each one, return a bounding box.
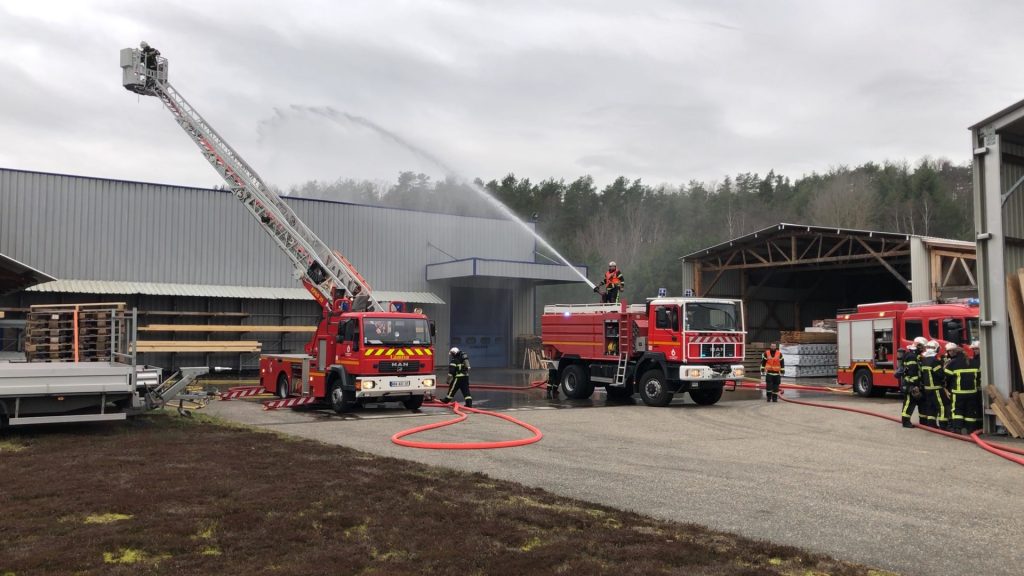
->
[119,44,379,311]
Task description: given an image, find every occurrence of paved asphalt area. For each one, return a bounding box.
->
[205,370,1024,576]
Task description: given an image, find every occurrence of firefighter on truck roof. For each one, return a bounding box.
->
[594,261,625,304]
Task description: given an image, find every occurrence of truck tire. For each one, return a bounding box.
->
[328,377,356,414]
[853,368,873,398]
[689,387,723,406]
[560,365,594,399]
[605,385,633,401]
[402,395,424,411]
[276,373,290,399]
[638,369,673,407]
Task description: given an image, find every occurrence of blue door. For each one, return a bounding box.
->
[450,287,511,368]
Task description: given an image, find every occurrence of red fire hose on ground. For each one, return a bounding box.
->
[747,378,1024,467]
[391,400,543,450]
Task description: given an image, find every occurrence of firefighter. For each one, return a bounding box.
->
[944,342,980,435]
[918,340,944,428]
[899,338,925,428]
[760,342,784,403]
[595,261,625,303]
[441,347,472,407]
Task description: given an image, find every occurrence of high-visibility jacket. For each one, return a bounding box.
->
[449,354,470,379]
[920,355,943,390]
[761,349,783,374]
[943,354,978,394]
[603,269,624,288]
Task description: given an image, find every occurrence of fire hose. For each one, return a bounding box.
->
[391,400,543,450]
[742,379,1024,467]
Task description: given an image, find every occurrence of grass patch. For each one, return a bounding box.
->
[0,440,26,453]
[0,415,894,575]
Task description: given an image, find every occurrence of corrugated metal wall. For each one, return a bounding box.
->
[0,169,534,290]
[680,261,694,293]
[1000,141,1024,274]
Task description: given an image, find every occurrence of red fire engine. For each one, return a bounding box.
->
[836,300,980,397]
[121,43,437,412]
[541,298,746,407]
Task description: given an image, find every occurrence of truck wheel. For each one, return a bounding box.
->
[328,378,356,414]
[689,387,723,406]
[560,365,594,399]
[639,370,673,407]
[276,373,290,399]
[402,395,424,411]
[853,368,873,398]
[605,385,633,401]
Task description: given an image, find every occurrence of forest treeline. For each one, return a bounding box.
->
[282,158,973,300]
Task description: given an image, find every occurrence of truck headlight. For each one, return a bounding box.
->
[422,379,434,388]
[363,380,376,390]
[687,368,704,378]
[732,366,745,377]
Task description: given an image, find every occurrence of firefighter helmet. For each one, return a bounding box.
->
[945,342,958,352]
[449,347,460,356]
[926,340,939,350]
[913,336,927,346]
[608,261,616,267]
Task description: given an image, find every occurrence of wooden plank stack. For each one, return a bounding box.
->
[998,269,1024,435]
[134,340,262,353]
[24,303,126,362]
[779,330,837,344]
[986,385,1024,438]
[139,324,315,333]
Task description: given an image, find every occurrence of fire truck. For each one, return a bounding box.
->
[836,300,980,397]
[120,43,436,412]
[541,298,746,407]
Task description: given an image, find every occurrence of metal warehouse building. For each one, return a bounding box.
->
[0,168,586,369]
[681,223,977,343]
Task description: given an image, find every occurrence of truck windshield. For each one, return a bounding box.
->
[684,302,740,332]
[363,317,432,346]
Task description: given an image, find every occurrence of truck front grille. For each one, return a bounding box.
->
[698,343,736,358]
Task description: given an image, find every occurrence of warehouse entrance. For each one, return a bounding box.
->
[450,287,511,368]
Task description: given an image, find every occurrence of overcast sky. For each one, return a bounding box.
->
[1,0,1022,192]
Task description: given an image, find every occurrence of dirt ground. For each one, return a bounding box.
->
[0,414,896,576]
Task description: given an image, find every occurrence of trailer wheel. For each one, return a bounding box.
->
[402,395,424,411]
[276,373,290,399]
[853,368,873,398]
[328,378,356,413]
[604,385,633,401]
[689,387,723,406]
[560,365,593,399]
[638,370,673,407]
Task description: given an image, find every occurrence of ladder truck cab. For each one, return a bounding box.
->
[120,43,437,412]
[541,297,746,407]
[836,299,980,397]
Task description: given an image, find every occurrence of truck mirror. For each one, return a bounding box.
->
[429,321,436,337]
[669,308,679,331]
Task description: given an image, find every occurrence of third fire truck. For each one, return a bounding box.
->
[541,298,746,406]
[120,43,436,412]
[836,300,980,397]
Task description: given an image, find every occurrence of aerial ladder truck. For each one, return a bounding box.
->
[119,43,437,412]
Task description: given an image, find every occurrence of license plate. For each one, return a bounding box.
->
[389,380,406,388]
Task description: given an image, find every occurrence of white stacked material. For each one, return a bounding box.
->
[784,365,837,378]
[778,343,837,377]
[785,354,836,366]
[780,343,837,355]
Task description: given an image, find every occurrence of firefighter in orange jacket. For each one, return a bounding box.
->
[595,261,625,303]
[760,342,784,403]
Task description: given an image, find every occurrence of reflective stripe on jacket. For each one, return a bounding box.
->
[761,350,783,374]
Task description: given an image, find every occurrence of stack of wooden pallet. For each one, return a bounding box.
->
[779,330,837,344]
[134,340,262,353]
[24,303,125,362]
[986,385,1024,438]
[997,269,1024,434]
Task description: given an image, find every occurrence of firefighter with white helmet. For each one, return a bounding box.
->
[441,346,472,407]
[899,340,924,428]
[918,340,944,428]
[943,341,979,434]
[594,261,625,304]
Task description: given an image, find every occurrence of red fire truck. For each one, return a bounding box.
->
[121,43,437,412]
[836,300,980,397]
[541,298,746,406]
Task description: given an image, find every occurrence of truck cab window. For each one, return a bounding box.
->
[655,307,670,329]
[928,319,939,339]
[904,319,923,341]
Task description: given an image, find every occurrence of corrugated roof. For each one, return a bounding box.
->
[25,279,444,304]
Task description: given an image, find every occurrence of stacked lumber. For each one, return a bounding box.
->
[517,334,545,371]
[780,330,837,344]
[139,324,315,333]
[521,348,545,370]
[986,385,1024,438]
[743,342,767,375]
[24,303,125,362]
[134,340,262,353]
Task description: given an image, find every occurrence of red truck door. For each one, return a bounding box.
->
[648,304,682,362]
